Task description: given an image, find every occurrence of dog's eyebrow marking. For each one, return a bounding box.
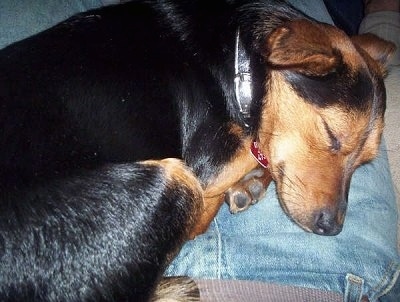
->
[323,120,341,152]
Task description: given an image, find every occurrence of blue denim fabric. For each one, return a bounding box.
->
[0,0,110,49]
[166,142,400,301]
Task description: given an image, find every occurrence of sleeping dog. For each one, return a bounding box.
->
[0,0,394,301]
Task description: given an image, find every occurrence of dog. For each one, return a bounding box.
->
[0,0,394,301]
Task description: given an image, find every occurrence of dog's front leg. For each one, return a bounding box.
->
[188,194,226,238]
[189,141,258,238]
[189,167,272,238]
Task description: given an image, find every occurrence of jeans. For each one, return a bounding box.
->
[166,142,399,301]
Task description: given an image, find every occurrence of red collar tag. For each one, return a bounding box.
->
[250,140,269,168]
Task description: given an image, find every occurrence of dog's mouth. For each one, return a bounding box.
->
[278,189,347,236]
[269,161,348,236]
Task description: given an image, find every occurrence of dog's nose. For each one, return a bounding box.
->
[313,208,342,236]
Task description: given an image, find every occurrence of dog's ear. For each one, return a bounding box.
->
[351,33,396,70]
[264,20,341,76]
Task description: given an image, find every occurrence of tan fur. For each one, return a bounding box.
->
[151,277,200,302]
[189,136,259,237]
[143,159,204,239]
[257,20,391,231]
[190,19,394,236]
[144,158,203,196]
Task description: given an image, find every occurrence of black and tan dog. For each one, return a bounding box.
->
[0,0,394,301]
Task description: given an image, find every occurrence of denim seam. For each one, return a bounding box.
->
[234,270,344,285]
[214,217,222,279]
[369,260,400,300]
[345,273,363,302]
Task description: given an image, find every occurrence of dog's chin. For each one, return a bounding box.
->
[277,199,314,233]
[278,197,345,236]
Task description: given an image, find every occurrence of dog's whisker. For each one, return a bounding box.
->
[294,174,306,190]
[257,130,278,137]
[280,170,301,192]
[279,184,304,199]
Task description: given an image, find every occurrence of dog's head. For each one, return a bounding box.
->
[259,20,395,235]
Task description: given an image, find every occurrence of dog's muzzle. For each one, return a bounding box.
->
[312,207,345,236]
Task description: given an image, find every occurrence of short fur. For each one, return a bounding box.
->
[0,0,394,301]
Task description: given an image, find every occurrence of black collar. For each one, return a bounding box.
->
[234,28,252,128]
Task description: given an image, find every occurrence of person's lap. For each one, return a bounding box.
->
[1,0,398,300]
[166,141,400,300]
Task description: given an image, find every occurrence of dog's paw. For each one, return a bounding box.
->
[225,168,272,214]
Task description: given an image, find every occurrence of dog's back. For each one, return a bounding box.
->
[0,2,225,300]
[0,159,202,301]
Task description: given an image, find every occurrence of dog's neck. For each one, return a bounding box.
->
[234,29,270,168]
[234,28,252,128]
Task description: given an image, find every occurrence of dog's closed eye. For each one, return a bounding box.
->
[323,120,341,152]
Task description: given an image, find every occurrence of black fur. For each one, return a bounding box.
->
[0,1,305,301]
[0,161,201,301]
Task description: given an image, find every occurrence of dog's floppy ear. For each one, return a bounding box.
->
[351,33,396,70]
[264,20,341,76]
